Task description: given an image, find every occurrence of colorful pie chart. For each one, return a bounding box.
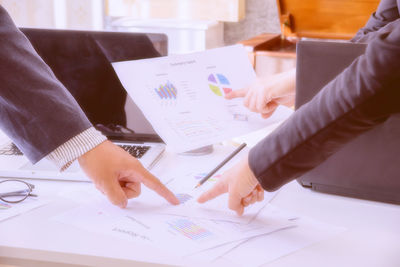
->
[208,74,232,96]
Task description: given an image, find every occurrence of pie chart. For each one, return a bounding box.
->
[208,74,233,96]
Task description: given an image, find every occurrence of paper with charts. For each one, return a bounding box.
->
[112,45,291,152]
[140,170,278,224]
[56,184,345,263]
[53,197,294,257]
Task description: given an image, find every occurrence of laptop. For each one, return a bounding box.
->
[0,28,168,181]
[295,40,400,204]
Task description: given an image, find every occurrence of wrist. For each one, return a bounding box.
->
[243,156,259,188]
[78,140,110,165]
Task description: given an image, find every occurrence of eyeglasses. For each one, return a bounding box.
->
[0,179,37,203]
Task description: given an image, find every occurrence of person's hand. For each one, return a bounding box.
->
[225,68,296,118]
[197,156,264,216]
[78,140,179,208]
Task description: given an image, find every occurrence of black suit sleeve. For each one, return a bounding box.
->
[0,6,92,163]
[249,20,400,191]
[352,0,399,42]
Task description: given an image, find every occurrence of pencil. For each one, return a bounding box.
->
[194,143,247,189]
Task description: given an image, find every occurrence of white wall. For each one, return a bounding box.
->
[0,0,104,30]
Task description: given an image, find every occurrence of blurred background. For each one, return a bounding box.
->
[0,0,281,54]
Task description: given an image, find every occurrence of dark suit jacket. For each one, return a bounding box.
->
[249,0,400,191]
[0,6,91,163]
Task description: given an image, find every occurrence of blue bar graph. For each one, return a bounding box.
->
[154,81,178,100]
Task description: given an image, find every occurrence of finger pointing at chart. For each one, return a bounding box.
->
[197,156,263,216]
[78,141,179,208]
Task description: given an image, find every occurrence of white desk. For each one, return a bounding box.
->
[0,139,399,267]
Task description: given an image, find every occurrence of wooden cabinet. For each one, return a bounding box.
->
[240,0,380,77]
[277,0,380,40]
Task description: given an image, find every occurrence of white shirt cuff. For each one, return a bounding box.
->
[46,127,107,171]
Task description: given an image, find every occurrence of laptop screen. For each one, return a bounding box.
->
[21,28,167,142]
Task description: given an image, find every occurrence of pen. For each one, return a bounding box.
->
[194,143,247,189]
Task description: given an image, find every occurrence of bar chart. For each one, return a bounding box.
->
[154,81,178,100]
[175,193,193,204]
[168,218,214,241]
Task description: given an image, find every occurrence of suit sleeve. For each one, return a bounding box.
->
[352,0,399,42]
[0,6,92,163]
[249,21,400,191]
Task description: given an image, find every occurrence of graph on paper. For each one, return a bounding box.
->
[208,73,232,97]
[112,45,288,153]
[176,193,193,204]
[164,116,223,140]
[194,173,222,183]
[168,218,214,241]
[154,81,178,100]
[0,202,11,210]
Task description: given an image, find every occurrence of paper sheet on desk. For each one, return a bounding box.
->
[53,199,294,258]
[190,206,346,266]
[221,217,346,266]
[142,171,278,224]
[112,45,292,153]
[56,184,344,264]
[0,197,49,222]
[232,105,294,147]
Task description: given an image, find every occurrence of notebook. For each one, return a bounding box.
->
[0,28,168,181]
[295,40,400,204]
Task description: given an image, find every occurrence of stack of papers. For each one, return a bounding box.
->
[54,184,293,259]
[55,168,345,265]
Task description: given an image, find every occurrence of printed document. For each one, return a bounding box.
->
[112,45,291,152]
[53,198,293,257]
[0,197,49,222]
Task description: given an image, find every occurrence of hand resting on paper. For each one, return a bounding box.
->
[197,156,264,216]
[225,68,296,118]
[78,141,180,208]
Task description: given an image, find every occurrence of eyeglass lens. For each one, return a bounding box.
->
[0,180,32,203]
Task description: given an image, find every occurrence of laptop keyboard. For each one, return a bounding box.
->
[0,143,150,159]
[119,145,150,158]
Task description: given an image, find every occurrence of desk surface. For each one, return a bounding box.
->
[0,138,399,267]
[1,178,399,267]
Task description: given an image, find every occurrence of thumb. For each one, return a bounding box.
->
[261,111,275,119]
[103,179,128,208]
[197,180,228,203]
[259,101,279,119]
[225,88,248,99]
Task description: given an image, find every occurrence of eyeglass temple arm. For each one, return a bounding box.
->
[0,189,31,197]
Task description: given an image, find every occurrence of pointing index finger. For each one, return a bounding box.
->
[197,180,227,203]
[225,88,248,99]
[140,172,179,205]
